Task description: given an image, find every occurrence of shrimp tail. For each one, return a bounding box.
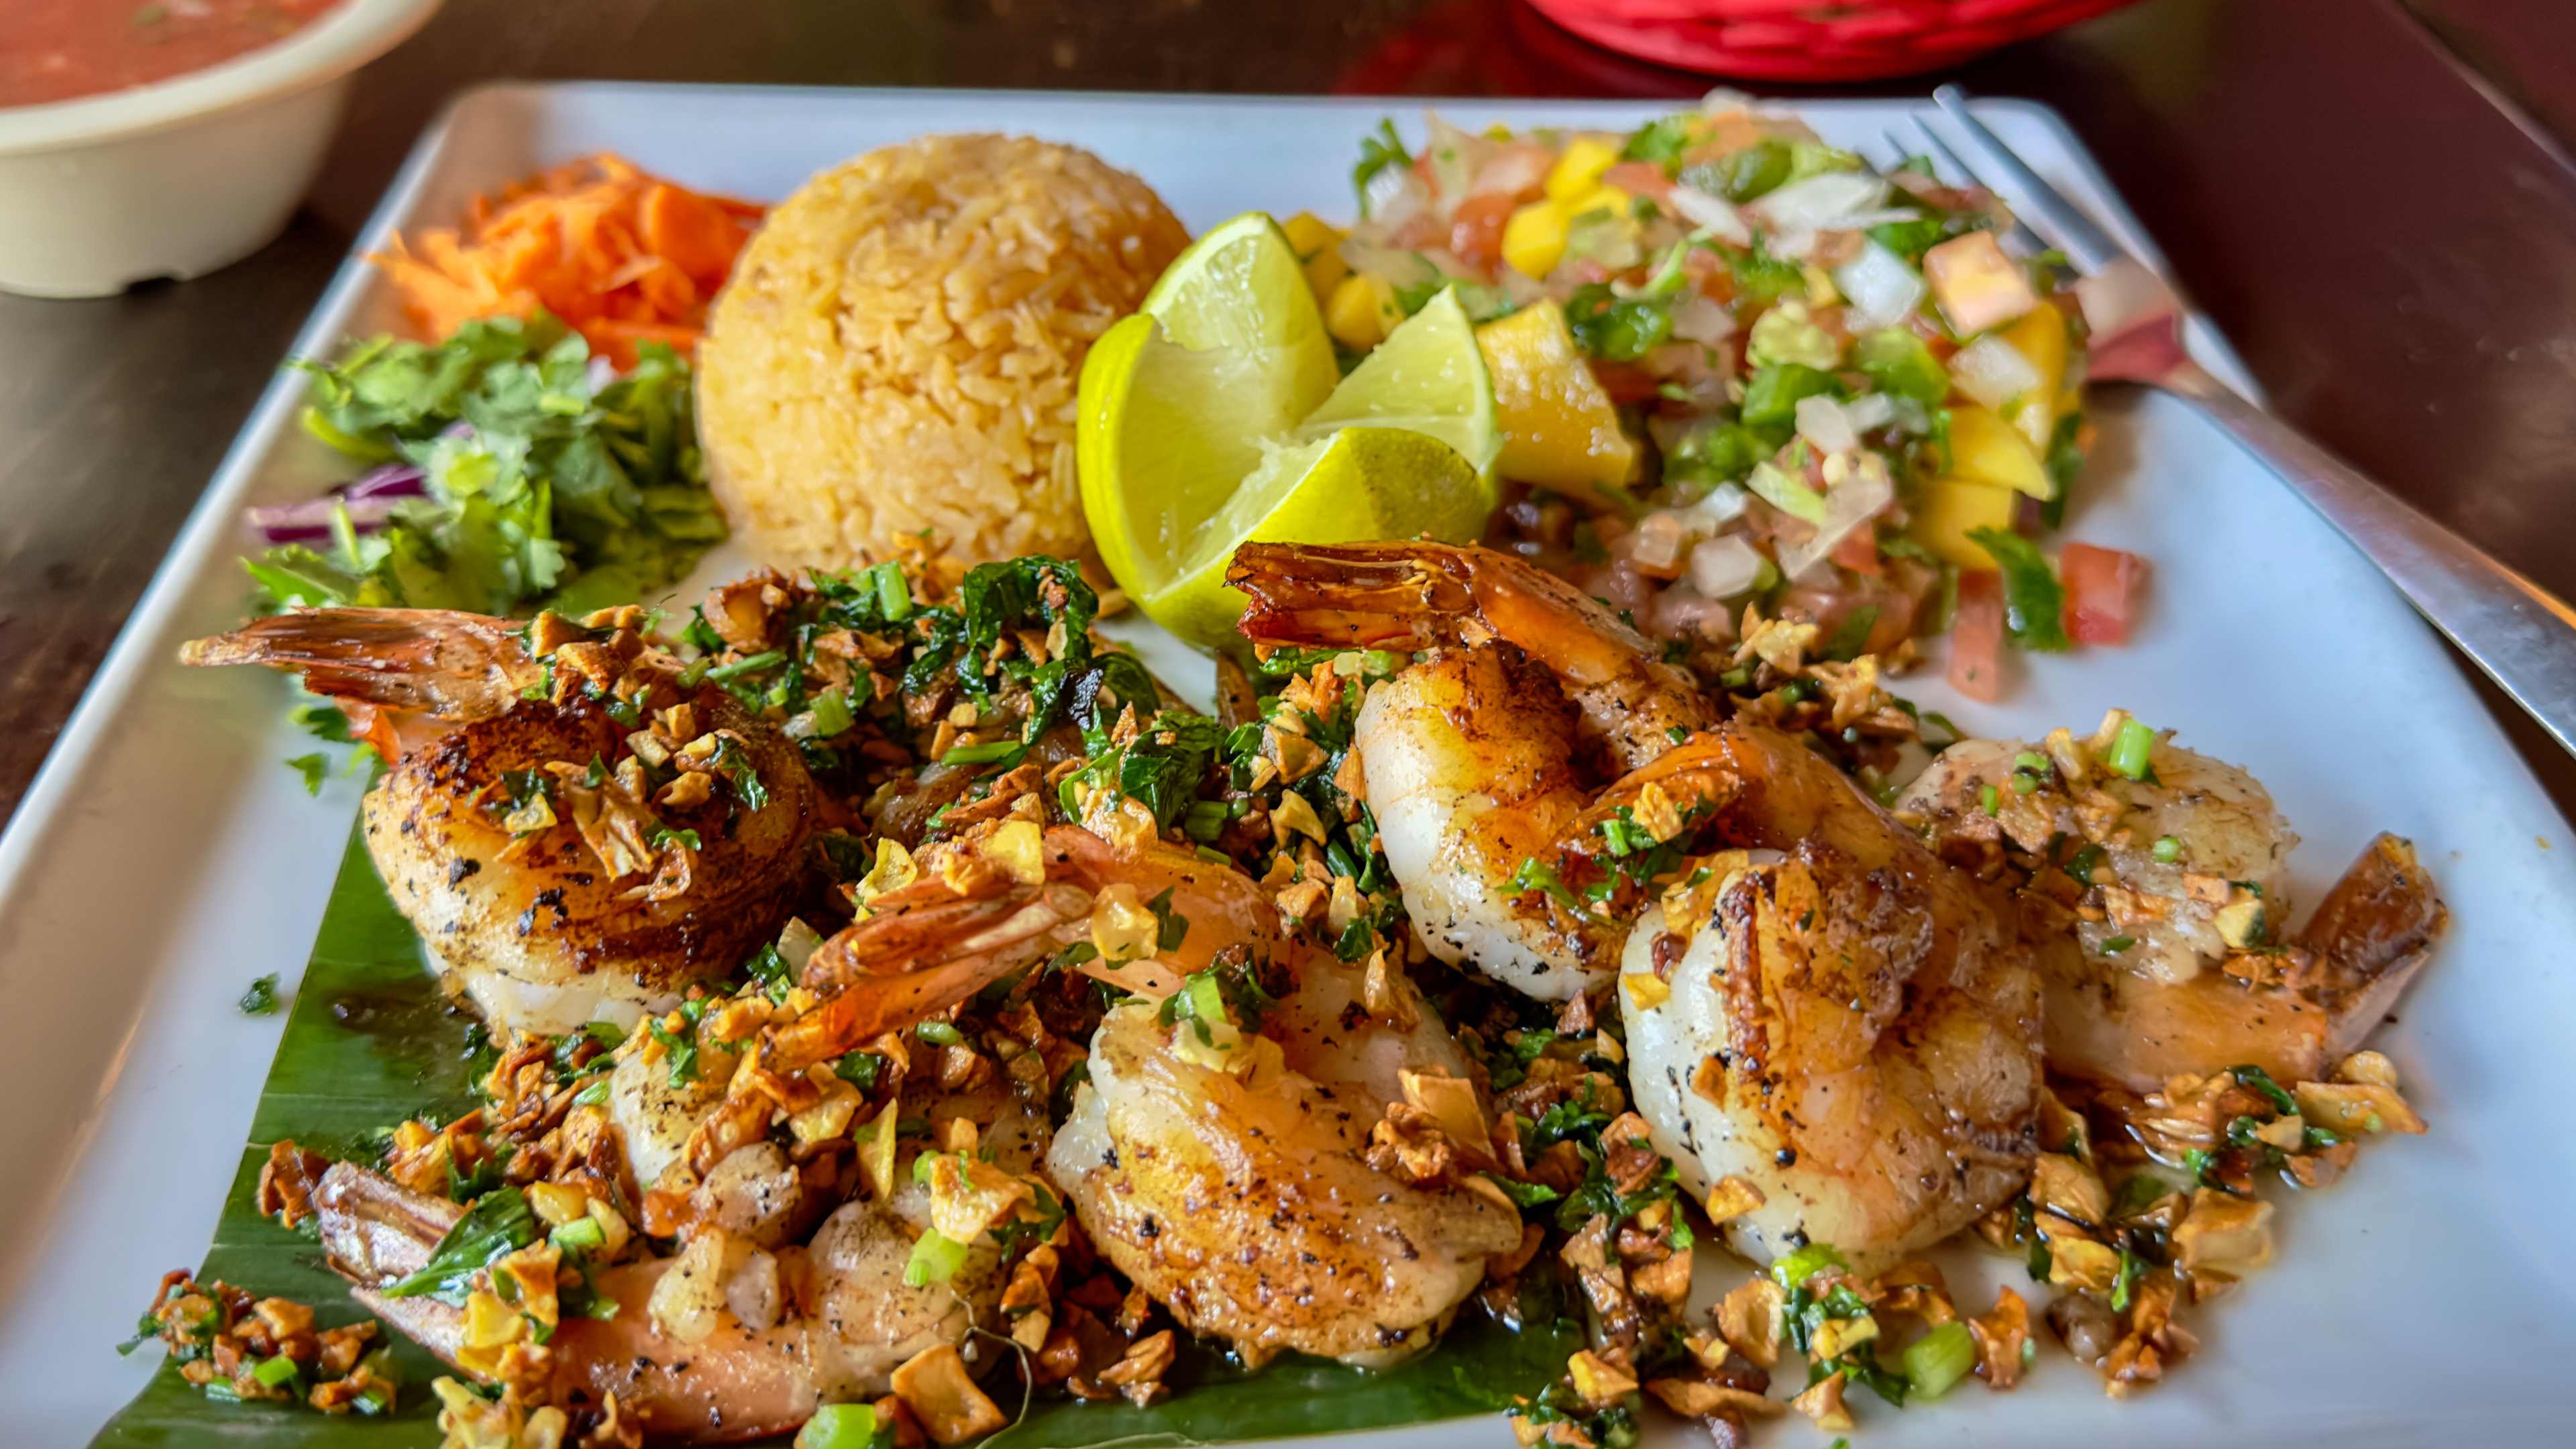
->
[2298,832,2447,1058]
[180,608,539,721]
[315,1161,813,1442]
[1230,541,1713,765]
[312,1161,472,1366]
[1229,540,1487,652]
[779,882,1093,1062]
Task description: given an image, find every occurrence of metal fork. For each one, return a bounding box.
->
[1913,84,2576,759]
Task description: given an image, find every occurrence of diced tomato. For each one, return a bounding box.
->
[1950,570,2006,702]
[2060,543,2148,645]
[1387,212,1446,250]
[1601,162,1676,202]
[1589,359,1663,405]
[1448,193,1516,276]
[1831,527,1883,576]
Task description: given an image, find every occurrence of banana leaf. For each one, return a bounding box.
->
[93,822,1580,1447]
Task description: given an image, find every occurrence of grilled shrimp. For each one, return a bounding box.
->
[1611,725,2045,1269]
[313,1098,1046,1442]
[771,826,1267,1065]
[1900,729,2445,1090]
[786,815,1521,1367]
[1229,541,1719,1001]
[181,608,817,1038]
[1046,952,1521,1368]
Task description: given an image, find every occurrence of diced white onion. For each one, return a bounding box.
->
[1680,480,1751,529]
[1794,394,1859,455]
[1670,292,1736,344]
[2074,257,2178,343]
[1627,511,1690,576]
[1776,460,1894,581]
[1843,392,1896,433]
[1336,237,1440,286]
[775,917,824,974]
[1362,170,1424,233]
[1470,142,1552,201]
[1667,184,1751,245]
[1749,172,1889,235]
[1688,535,1768,598]
[1833,208,1930,231]
[1833,241,1926,331]
[1421,114,1493,201]
[1948,333,2044,409]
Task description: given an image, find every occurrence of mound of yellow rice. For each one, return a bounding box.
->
[698,134,1186,568]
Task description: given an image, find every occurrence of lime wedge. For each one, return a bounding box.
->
[1081,214,1339,602]
[1079,223,1502,651]
[1141,427,1486,650]
[1296,287,1503,492]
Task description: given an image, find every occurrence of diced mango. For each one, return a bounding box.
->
[1912,476,2021,568]
[1560,183,1630,221]
[1947,404,2053,499]
[1280,211,1350,303]
[1924,231,2038,336]
[1998,299,2070,452]
[1326,272,1405,351]
[1501,199,1570,279]
[1544,137,1620,204]
[1475,299,1637,502]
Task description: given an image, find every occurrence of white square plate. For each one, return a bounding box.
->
[3,85,2572,1447]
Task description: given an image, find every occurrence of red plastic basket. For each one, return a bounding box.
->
[1521,0,2143,81]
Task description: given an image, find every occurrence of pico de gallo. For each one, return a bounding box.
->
[1286,95,2147,700]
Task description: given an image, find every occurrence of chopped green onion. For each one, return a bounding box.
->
[797,1402,894,1449]
[940,739,1027,767]
[2110,1246,2144,1311]
[871,561,914,621]
[1902,1320,1976,1399]
[2010,771,2040,796]
[548,1217,606,1252]
[2108,718,2156,780]
[2101,934,2135,955]
[1181,800,1230,843]
[251,1353,304,1389]
[914,1020,963,1047]
[807,689,856,738]
[1978,783,2000,816]
[2151,835,2182,863]
[1770,1240,1849,1290]
[835,1051,884,1090]
[2012,750,2049,774]
[902,1229,970,1287]
[702,649,786,682]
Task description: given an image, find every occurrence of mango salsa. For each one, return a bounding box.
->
[1501,199,1570,279]
[1543,137,1619,204]
[1946,404,2053,500]
[1475,299,1635,502]
[1912,476,2021,569]
[1326,272,1405,351]
[1279,211,1350,303]
[1998,299,2072,453]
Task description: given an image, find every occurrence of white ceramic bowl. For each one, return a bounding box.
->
[0,0,443,299]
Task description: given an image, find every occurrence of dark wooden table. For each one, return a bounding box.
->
[5,0,2572,830]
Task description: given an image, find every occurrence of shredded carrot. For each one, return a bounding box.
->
[370,154,764,366]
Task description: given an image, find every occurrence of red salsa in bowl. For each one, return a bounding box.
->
[1,0,347,109]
